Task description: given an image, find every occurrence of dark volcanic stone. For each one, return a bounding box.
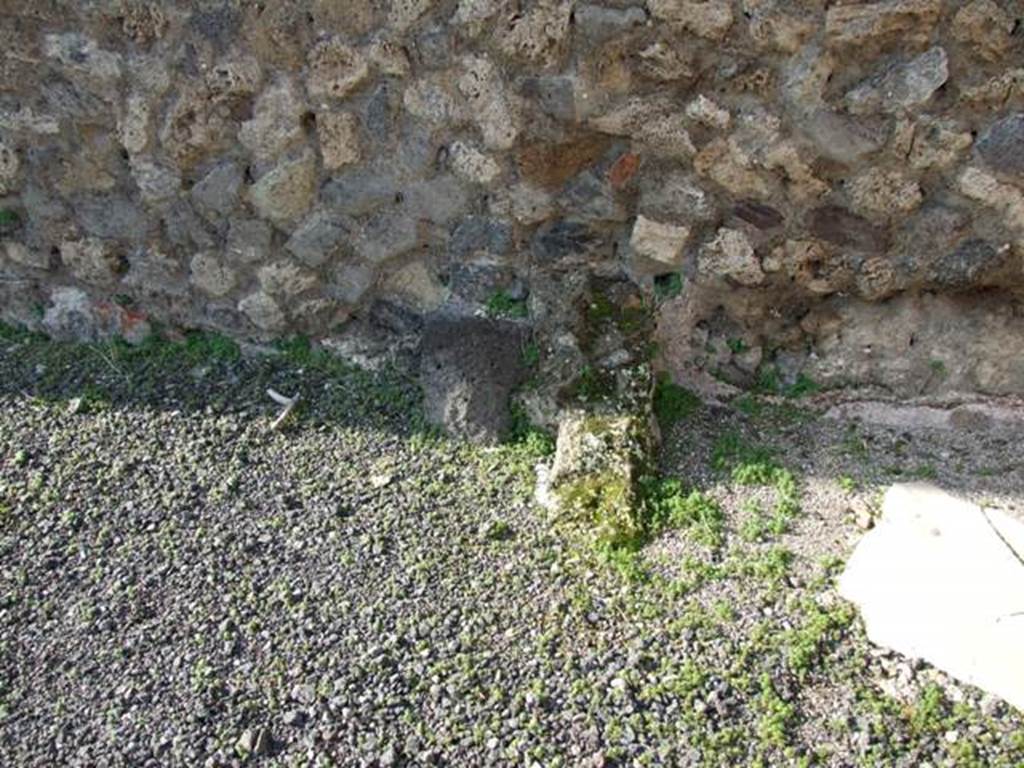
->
[77,195,150,244]
[733,200,784,230]
[322,169,398,216]
[976,113,1024,178]
[809,206,887,252]
[364,84,399,144]
[419,316,529,444]
[415,27,452,69]
[370,300,423,337]
[532,219,599,262]
[519,76,576,121]
[893,204,969,278]
[449,216,512,261]
[190,5,241,47]
[448,263,521,305]
[929,239,1007,289]
[560,170,628,222]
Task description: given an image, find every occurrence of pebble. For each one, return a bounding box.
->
[291,683,316,705]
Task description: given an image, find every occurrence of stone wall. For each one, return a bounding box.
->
[2,0,1024,410]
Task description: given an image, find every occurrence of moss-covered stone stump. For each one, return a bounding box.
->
[537,408,657,549]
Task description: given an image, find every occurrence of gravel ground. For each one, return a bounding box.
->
[1,325,1023,767]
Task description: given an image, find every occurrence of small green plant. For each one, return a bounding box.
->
[654,273,683,300]
[755,673,797,748]
[185,330,241,363]
[740,500,770,542]
[507,403,555,459]
[485,290,528,319]
[785,373,820,399]
[596,542,649,582]
[586,294,616,325]
[839,425,870,462]
[929,359,947,379]
[653,375,700,430]
[713,600,736,623]
[754,365,819,399]
[585,292,652,337]
[572,366,615,402]
[745,546,793,582]
[521,341,540,368]
[755,365,781,395]
[732,459,781,486]
[727,338,748,355]
[643,478,725,548]
[0,208,20,233]
[558,472,640,550]
[617,304,651,335]
[712,432,777,475]
[909,684,947,736]
[783,601,855,679]
[734,394,762,417]
[909,464,938,480]
[484,520,513,541]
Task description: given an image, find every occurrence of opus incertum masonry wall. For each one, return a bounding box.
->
[2,0,1024,402]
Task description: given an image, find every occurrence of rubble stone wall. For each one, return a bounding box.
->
[3,0,1024,402]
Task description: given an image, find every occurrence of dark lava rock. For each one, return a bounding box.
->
[733,200,784,230]
[419,316,530,444]
[976,113,1024,179]
[415,27,452,69]
[929,239,1008,289]
[809,205,887,252]
[448,262,520,305]
[519,76,576,121]
[77,194,151,243]
[364,83,400,144]
[369,300,423,337]
[450,216,513,261]
[532,219,601,263]
[322,168,398,216]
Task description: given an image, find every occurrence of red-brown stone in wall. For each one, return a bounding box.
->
[516,135,611,190]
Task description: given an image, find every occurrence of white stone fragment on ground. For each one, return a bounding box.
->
[839,483,1024,713]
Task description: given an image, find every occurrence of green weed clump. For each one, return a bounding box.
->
[571,366,616,402]
[782,600,856,680]
[653,375,701,430]
[654,273,683,300]
[484,290,528,319]
[507,403,555,460]
[0,208,20,235]
[715,432,802,538]
[755,673,797,748]
[643,477,725,548]
[755,365,821,399]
